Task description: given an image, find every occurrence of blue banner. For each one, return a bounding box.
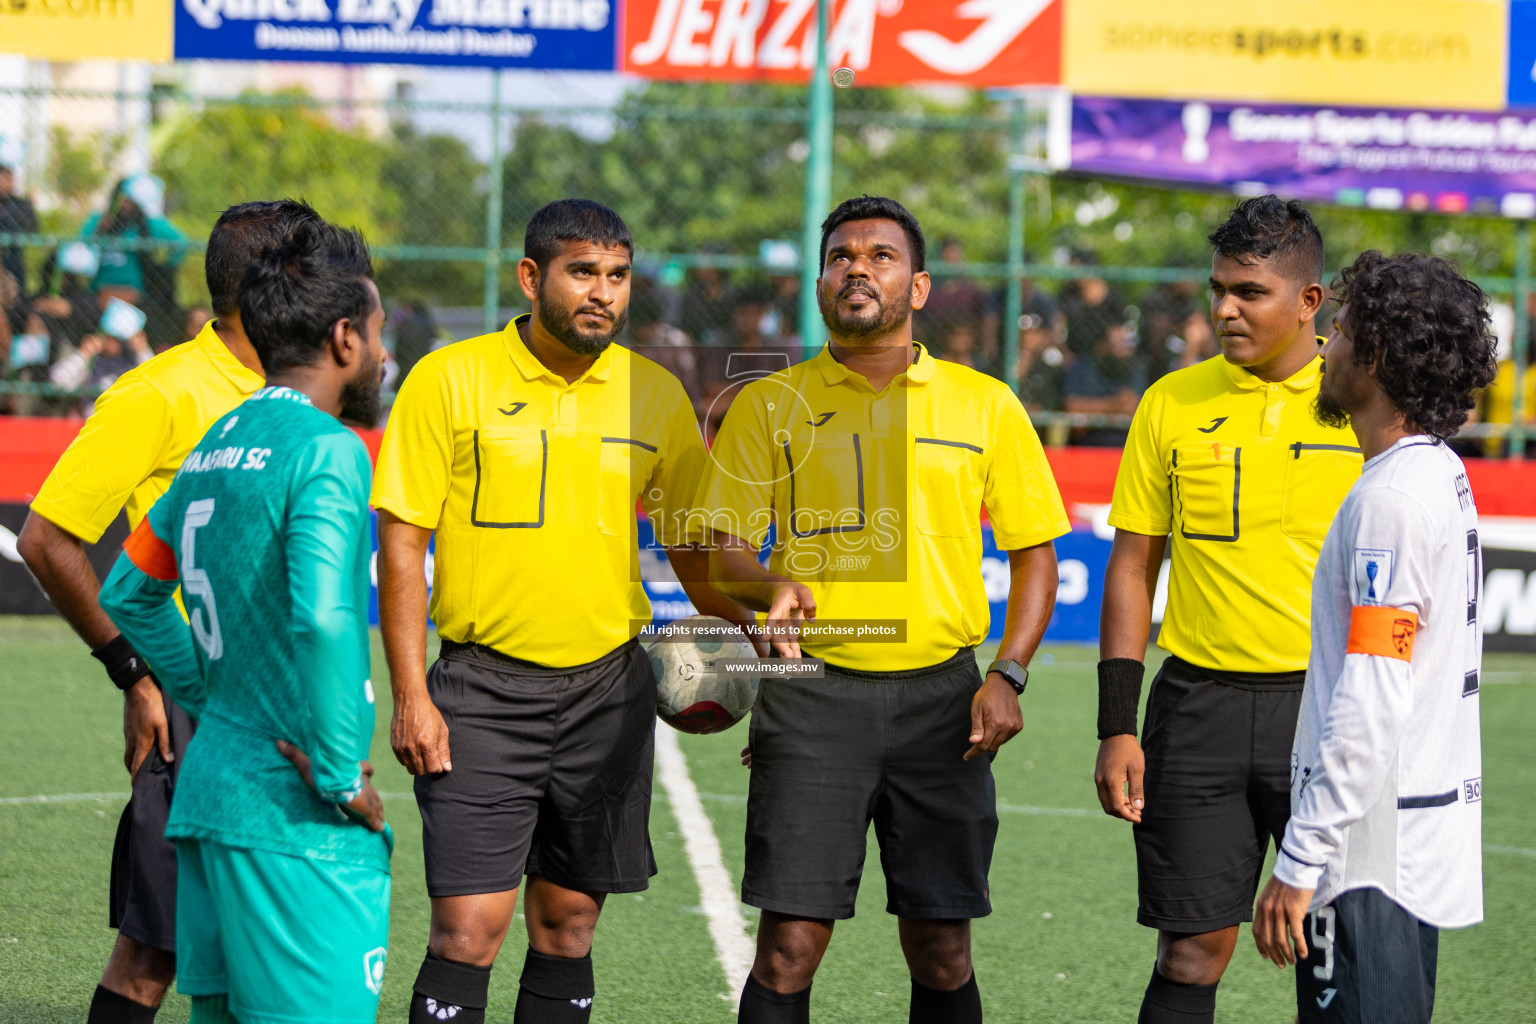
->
[1513,1,1536,109]
[174,0,617,69]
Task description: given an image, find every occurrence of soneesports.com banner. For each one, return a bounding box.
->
[172,0,617,68]
[1069,95,1536,219]
[0,0,173,61]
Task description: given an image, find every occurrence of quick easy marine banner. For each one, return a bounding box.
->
[172,0,617,68]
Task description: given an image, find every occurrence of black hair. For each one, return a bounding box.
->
[1332,250,1499,438]
[206,199,323,317]
[819,195,926,272]
[238,220,374,375]
[524,199,632,271]
[1208,195,1325,285]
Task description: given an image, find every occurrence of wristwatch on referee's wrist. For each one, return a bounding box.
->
[987,658,1029,696]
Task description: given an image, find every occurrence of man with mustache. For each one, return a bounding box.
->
[697,195,1068,1022]
[1093,196,1360,1024]
[373,199,750,1024]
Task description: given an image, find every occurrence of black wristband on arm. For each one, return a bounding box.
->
[91,635,149,692]
[1096,658,1145,740]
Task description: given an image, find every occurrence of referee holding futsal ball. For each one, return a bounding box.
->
[373,199,750,1024]
[1093,197,1361,1024]
[698,195,1069,1024]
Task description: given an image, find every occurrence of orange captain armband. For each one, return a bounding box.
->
[1346,606,1418,661]
[123,519,179,582]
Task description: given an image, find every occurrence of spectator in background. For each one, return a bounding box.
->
[765,272,801,344]
[921,237,997,366]
[50,297,154,414]
[0,163,38,295]
[680,255,734,342]
[1140,279,1215,383]
[181,306,212,347]
[82,174,187,350]
[941,321,978,368]
[1063,320,1144,447]
[32,242,101,353]
[1059,249,1128,361]
[391,297,438,385]
[630,275,698,397]
[1004,277,1067,409]
[704,285,775,349]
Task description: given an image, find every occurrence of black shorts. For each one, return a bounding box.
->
[742,649,996,921]
[415,638,658,898]
[1296,888,1439,1024]
[1133,655,1303,932]
[109,686,194,952]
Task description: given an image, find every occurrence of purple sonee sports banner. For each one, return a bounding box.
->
[1069,95,1536,219]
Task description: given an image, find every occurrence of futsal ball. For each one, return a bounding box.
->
[649,615,760,734]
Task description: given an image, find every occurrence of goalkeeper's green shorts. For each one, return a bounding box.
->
[175,838,391,1024]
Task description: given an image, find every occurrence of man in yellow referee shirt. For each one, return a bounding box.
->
[17,200,321,1024]
[373,199,750,1024]
[1091,196,1361,1024]
[697,196,1068,1024]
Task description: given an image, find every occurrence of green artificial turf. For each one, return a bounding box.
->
[1,618,1532,1022]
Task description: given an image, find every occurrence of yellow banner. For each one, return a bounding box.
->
[1065,0,1508,111]
[0,0,172,62]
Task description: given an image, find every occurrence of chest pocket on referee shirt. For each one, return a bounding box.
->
[782,433,865,538]
[914,437,982,538]
[1172,444,1240,542]
[598,436,659,538]
[1281,442,1360,540]
[471,424,547,528]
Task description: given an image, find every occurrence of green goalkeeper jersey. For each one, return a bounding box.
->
[100,385,390,870]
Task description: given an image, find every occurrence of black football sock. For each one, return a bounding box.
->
[411,949,491,1024]
[88,984,159,1024]
[738,973,811,1024]
[910,972,982,1024]
[1137,966,1218,1024]
[513,948,595,1023]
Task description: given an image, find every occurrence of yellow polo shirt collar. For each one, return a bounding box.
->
[815,341,936,390]
[1219,346,1325,392]
[502,313,615,385]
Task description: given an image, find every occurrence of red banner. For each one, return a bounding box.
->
[621,0,1062,87]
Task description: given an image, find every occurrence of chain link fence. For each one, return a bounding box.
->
[0,77,1529,454]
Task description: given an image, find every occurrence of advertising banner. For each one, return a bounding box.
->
[1511,0,1536,108]
[0,0,172,61]
[172,0,617,69]
[1064,0,1507,112]
[623,0,1061,88]
[1068,95,1536,219]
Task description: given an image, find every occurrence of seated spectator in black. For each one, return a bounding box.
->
[392,297,438,385]
[1139,279,1215,383]
[921,237,997,367]
[83,174,187,352]
[1063,328,1144,447]
[1004,277,1067,409]
[630,275,698,398]
[680,257,735,342]
[1059,249,1127,360]
[0,163,38,295]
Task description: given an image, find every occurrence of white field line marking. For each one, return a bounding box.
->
[654,725,754,1000]
[1487,844,1536,859]
[0,792,126,805]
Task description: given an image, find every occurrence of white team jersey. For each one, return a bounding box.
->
[1275,435,1483,929]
